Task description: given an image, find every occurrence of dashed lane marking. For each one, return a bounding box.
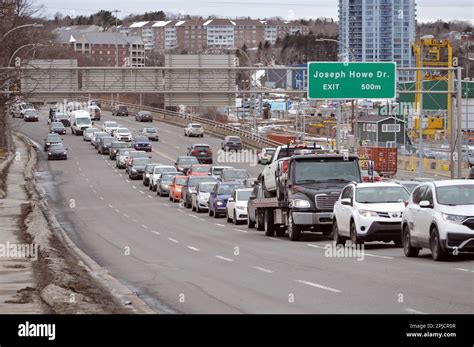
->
[216,256,233,262]
[295,280,341,293]
[253,266,273,273]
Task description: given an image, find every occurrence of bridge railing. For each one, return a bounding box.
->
[78,97,282,149]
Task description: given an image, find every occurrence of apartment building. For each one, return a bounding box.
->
[56,31,145,67]
[175,19,207,53]
[262,20,310,44]
[234,19,265,48]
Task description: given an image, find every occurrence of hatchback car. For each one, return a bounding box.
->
[108,141,130,160]
[169,176,188,203]
[135,111,153,122]
[208,181,244,218]
[142,163,161,186]
[221,136,243,152]
[187,164,212,177]
[129,157,151,180]
[47,143,68,160]
[191,181,217,213]
[23,109,39,122]
[112,104,129,117]
[226,188,253,225]
[132,136,152,152]
[83,127,99,142]
[92,132,109,149]
[182,176,217,209]
[187,144,213,164]
[401,180,474,261]
[139,127,159,141]
[184,123,204,137]
[150,165,179,192]
[125,151,150,173]
[97,136,115,154]
[49,121,67,135]
[156,172,181,197]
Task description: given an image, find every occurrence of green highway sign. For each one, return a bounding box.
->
[307,62,396,100]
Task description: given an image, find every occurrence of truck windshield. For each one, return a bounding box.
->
[294,160,361,184]
[76,118,90,125]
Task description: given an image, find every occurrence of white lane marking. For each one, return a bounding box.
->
[404,308,427,314]
[85,178,89,182]
[295,280,341,293]
[132,186,137,189]
[168,237,179,243]
[89,185,93,189]
[164,204,170,207]
[124,214,130,219]
[199,218,206,222]
[108,204,114,209]
[81,173,85,177]
[216,256,233,262]
[253,266,273,273]
[141,224,148,229]
[178,210,184,213]
[175,146,180,149]
[187,246,200,252]
[100,197,105,201]
[363,253,394,260]
[139,190,145,194]
[115,209,120,213]
[188,214,199,219]
[78,167,82,171]
[147,195,154,199]
[268,237,281,241]
[308,244,326,249]
[152,149,175,163]
[114,170,118,173]
[456,268,474,273]
[215,224,225,227]
[151,230,160,236]
[93,190,98,194]
[119,174,123,177]
[126,179,130,183]
[235,228,248,233]
[132,219,138,223]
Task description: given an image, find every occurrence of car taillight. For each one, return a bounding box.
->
[282,160,289,173]
[375,177,381,182]
[362,176,369,182]
[207,150,212,155]
[404,201,408,207]
[192,150,199,155]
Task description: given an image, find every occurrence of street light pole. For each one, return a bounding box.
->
[0,23,43,42]
[8,43,42,67]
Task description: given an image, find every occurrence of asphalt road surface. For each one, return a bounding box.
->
[12,108,474,314]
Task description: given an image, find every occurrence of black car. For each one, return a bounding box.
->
[132,136,152,152]
[187,144,213,164]
[247,184,264,230]
[44,134,62,152]
[182,176,218,208]
[156,172,181,196]
[49,104,61,119]
[109,141,131,160]
[135,111,153,122]
[175,156,199,175]
[52,113,70,127]
[23,109,39,122]
[49,121,67,135]
[97,136,115,155]
[113,104,129,117]
[47,143,68,160]
[142,163,161,186]
[222,136,243,151]
[129,157,151,180]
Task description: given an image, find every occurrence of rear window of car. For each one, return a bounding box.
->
[191,124,202,128]
[194,146,210,151]
[228,137,241,142]
[175,177,188,185]
[52,122,64,127]
[133,158,150,166]
[46,135,61,141]
[118,106,128,111]
[135,137,149,142]
[145,128,157,133]
[192,166,211,173]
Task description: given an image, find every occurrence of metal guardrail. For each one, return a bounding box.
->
[78,97,282,149]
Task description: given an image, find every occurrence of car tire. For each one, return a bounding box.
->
[287,213,301,241]
[350,221,363,245]
[275,226,286,237]
[430,227,448,261]
[264,209,275,237]
[197,206,203,213]
[247,214,255,228]
[402,224,420,257]
[226,211,232,223]
[333,220,346,246]
[393,238,402,247]
[256,210,264,231]
[209,206,214,217]
[233,210,240,225]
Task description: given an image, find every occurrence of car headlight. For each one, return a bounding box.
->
[131,168,137,173]
[145,173,150,178]
[48,152,52,155]
[216,201,224,206]
[442,213,466,224]
[176,188,182,192]
[63,151,67,155]
[163,184,169,189]
[292,199,311,208]
[359,210,378,217]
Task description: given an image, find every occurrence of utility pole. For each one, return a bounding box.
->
[457,67,463,178]
[113,9,121,67]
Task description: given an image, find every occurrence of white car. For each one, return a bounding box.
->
[192,181,217,213]
[83,127,99,142]
[184,123,204,137]
[333,182,410,246]
[210,166,234,179]
[102,121,119,135]
[114,128,132,142]
[149,165,179,192]
[226,188,253,225]
[401,180,474,261]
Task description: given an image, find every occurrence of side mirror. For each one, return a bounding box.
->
[92,122,94,125]
[174,163,178,166]
[261,158,268,165]
[228,198,234,203]
[341,198,352,206]
[419,200,432,208]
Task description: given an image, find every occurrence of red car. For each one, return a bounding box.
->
[361,170,381,182]
[169,176,188,203]
[187,164,211,176]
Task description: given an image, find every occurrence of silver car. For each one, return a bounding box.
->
[191,181,217,213]
[115,148,131,169]
[184,123,204,137]
[83,127,99,142]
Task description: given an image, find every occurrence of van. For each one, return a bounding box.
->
[70,110,92,135]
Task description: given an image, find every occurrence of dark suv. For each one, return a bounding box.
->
[187,144,213,164]
[129,157,151,180]
[222,136,243,152]
[113,104,129,117]
[97,136,115,155]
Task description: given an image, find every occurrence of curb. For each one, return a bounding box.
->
[15,132,156,314]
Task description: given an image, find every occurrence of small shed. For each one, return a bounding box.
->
[356,115,407,147]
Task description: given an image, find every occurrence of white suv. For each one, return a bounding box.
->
[184,123,204,137]
[226,188,253,225]
[401,180,474,261]
[114,128,132,142]
[333,182,410,246]
[102,121,119,135]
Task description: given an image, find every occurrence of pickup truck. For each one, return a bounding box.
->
[252,154,363,241]
[260,144,325,197]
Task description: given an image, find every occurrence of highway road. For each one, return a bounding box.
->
[12,108,474,314]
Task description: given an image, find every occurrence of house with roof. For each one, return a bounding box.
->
[356,115,407,146]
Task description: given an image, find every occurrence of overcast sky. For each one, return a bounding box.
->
[38,0,473,23]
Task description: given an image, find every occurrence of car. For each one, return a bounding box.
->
[66,101,83,112]
[142,163,161,186]
[182,176,217,209]
[210,165,234,179]
[102,121,120,135]
[392,180,421,194]
[11,102,35,118]
[23,109,39,122]
[247,184,265,230]
[187,164,212,177]
[332,182,410,246]
[156,172,181,197]
[97,136,115,154]
[125,151,150,173]
[112,104,129,117]
[401,180,474,261]
[258,148,276,164]
[191,181,217,213]
[468,151,474,168]
[49,121,67,135]
[169,176,188,203]
[43,134,62,152]
[221,136,243,152]
[132,136,152,152]
[88,100,101,109]
[135,111,153,122]
[114,128,132,142]
[91,132,109,149]
[51,113,70,127]
[226,188,253,225]
[128,157,151,180]
[109,141,131,160]
[469,167,474,179]
[47,143,68,160]
[87,105,101,121]
[83,127,100,142]
[208,181,244,218]
[219,168,250,183]
[187,144,213,164]
[175,156,199,175]
[184,123,204,137]
[115,148,132,169]
[138,127,159,141]
[49,104,61,119]
[361,169,381,182]
[150,165,179,191]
